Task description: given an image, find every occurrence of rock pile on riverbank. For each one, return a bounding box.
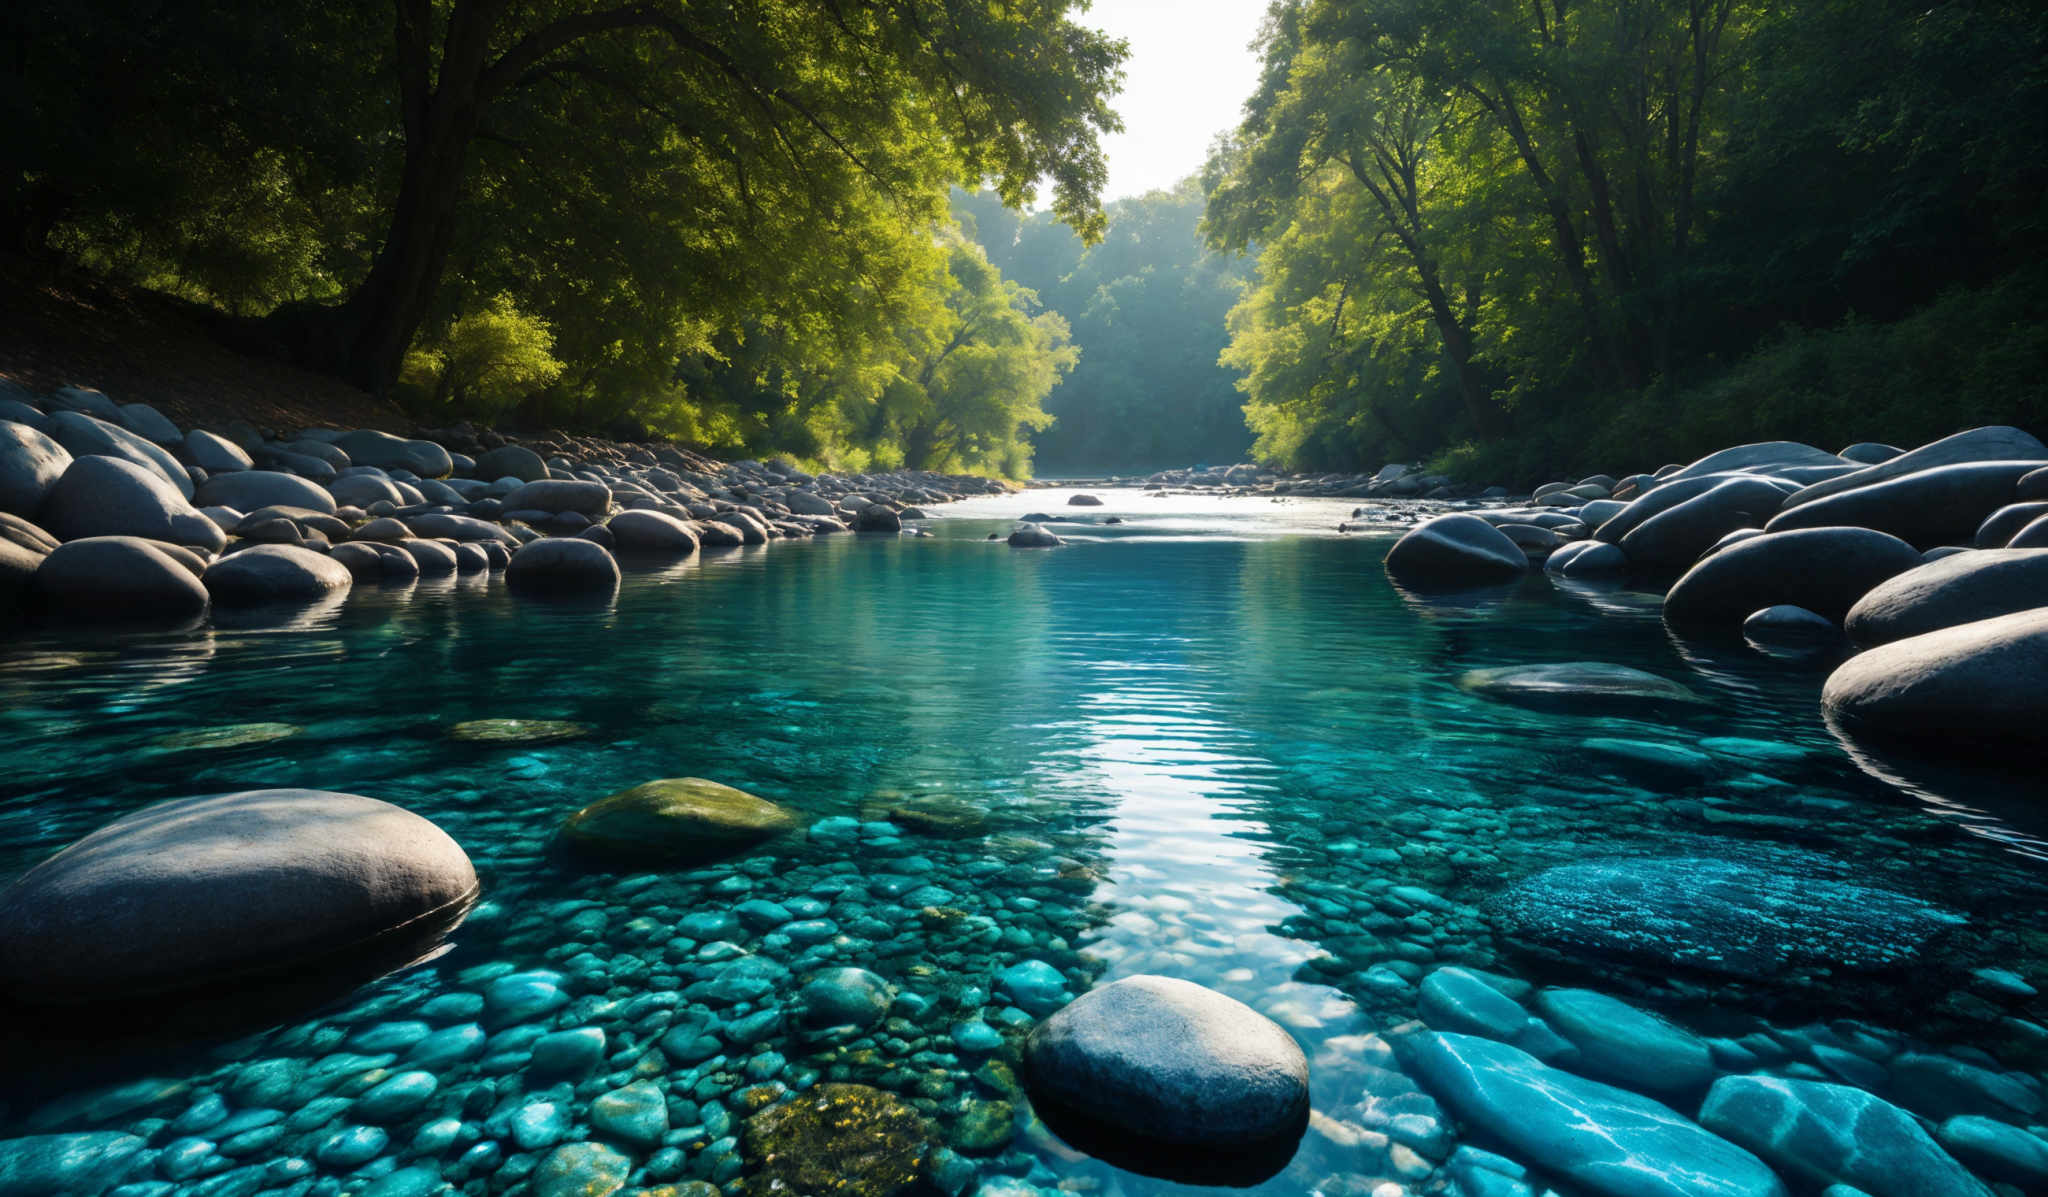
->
[0,382,1010,622]
[1382,425,2048,768]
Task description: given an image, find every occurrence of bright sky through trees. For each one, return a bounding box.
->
[1086,0,1269,199]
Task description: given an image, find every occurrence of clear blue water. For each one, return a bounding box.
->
[1,491,2043,1195]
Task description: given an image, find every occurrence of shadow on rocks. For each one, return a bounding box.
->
[1023,1091,1309,1188]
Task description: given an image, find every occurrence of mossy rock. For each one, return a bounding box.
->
[742,1083,932,1197]
[856,792,990,838]
[559,778,797,865]
[448,718,594,745]
[152,722,302,751]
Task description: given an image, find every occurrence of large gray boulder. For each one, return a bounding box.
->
[1972,501,2048,547]
[506,479,612,517]
[2008,513,2048,549]
[1765,459,2044,549]
[1844,549,2048,645]
[1618,476,1788,568]
[196,469,338,515]
[117,402,181,446]
[1663,527,1923,626]
[1662,440,1844,482]
[855,504,902,533]
[405,512,514,543]
[329,472,408,509]
[1699,1076,1989,1197]
[26,537,210,621]
[1392,1031,1785,1197]
[506,537,620,595]
[182,429,252,473]
[42,410,193,498]
[1781,425,2048,510]
[1592,473,1745,544]
[46,385,122,421]
[608,509,700,555]
[1008,522,1061,548]
[0,790,478,1003]
[1024,975,1309,1149]
[0,421,72,517]
[334,429,453,478]
[1384,514,1526,587]
[473,444,548,482]
[38,455,226,552]
[203,544,353,605]
[1823,608,2048,748]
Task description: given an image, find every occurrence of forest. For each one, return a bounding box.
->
[4,0,2044,481]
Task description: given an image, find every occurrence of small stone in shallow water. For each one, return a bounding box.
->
[354,1071,439,1123]
[796,967,893,1037]
[511,1101,571,1151]
[1534,988,1716,1096]
[447,718,593,744]
[532,1142,630,1197]
[1699,1075,1989,1197]
[952,1022,1003,1053]
[484,970,569,1025]
[530,1027,606,1076]
[993,960,1069,1016]
[150,723,302,752]
[590,1080,669,1146]
[1456,662,1707,715]
[558,777,798,865]
[740,1083,932,1197]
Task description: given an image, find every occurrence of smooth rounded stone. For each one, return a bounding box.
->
[405,512,512,543]
[194,469,338,515]
[39,455,226,551]
[953,1022,1004,1053]
[607,509,699,555]
[183,430,252,473]
[505,537,619,595]
[1663,440,1845,481]
[451,541,488,573]
[858,793,989,837]
[1023,974,1308,1153]
[1843,548,2048,646]
[558,777,797,864]
[0,1131,148,1195]
[1938,1116,2048,1189]
[396,538,458,577]
[1068,493,1104,506]
[589,1081,668,1146]
[473,445,548,483]
[1839,442,1903,464]
[1417,967,1527,1040]
[1782,425,2048,509]
[1007,523,1060,547]
[202,545,352,604]
[995,960,1071,1015]
[354,1072,439,1123]
[2005,513,2048,548]
[0,510,58,555]
[407,1022,487,1067]
[1889,1052,2043,1122]
[1533,989,1715,1095]
[330,541,419,582]
[796,967,893,1036]
[1699,1076,1989,1197]
[1488,854,1964,982]
[1394,1031,1786,1197]
[28,536,210,622]
[448,718,591,744]
[329,473,408,509]
[1766,459,2048,549]
[152,723,302,752]
[1546,539,1627,578]
[1384,514,1526,587]
[42,410,194,497]
[351,517,414,543]
[530,1027,606,1075]
[1823,608,2048,748]
[0,789,479,1002]
[1456,662,1705,716]
[0,420,72,517]
[236,516,305,544]
[856,504,903,533]
[333,430,452,478]
[314,1125,390,1169]
[1743,605,1837,639]
[504,479,611,517]
[1620,476,1791,568]
[0,536,41,608]
[742,1084,931,1197]
[47,385,123,420]
[693,519,744,548]
[1663,527,1924,626]
[1971,500,2048,547]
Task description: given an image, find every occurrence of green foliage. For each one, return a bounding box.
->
[1207,0,2048,477]
[399,295,564,420]
[957,179,1254,472]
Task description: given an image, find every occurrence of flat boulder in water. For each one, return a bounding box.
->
[1663,527,1923,626]
[152,722,302,751]
[27,536,210,622]
[558,777,797,864]
[448,718,592,745]
[1023,975,1310,1152]
[1843,549,2048,645]
[1699,1075,1991,1197]
[1392,1030,1786,1197]
[505,537,620,595]
[1823,608,2048,749]
[1489,855,1964,981]
[0,789,479,1003]
[1384,514,1526,587]
[1457,662,1706,716]
[202,544,352,604]
[1008,523,1061,548]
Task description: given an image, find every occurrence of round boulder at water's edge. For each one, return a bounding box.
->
[1384,513,1526,587]
[1823,607,2048,749]
[1662,527,1924,626]
[505,536,620,595]
[1843,548,2048,645]
[202,544,353,604]
[0,789,479,1003]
